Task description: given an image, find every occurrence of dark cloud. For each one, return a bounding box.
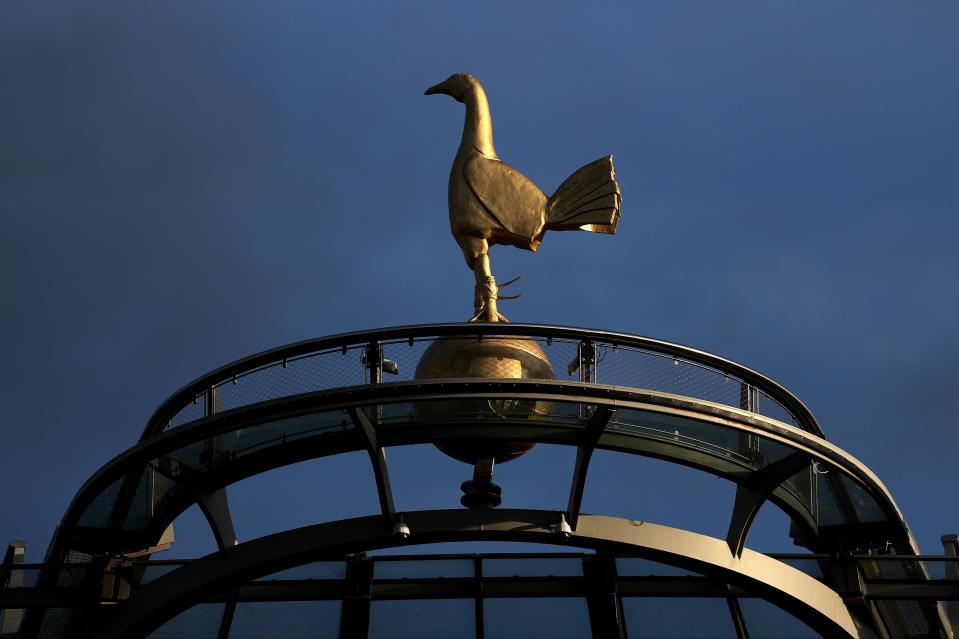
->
[2,2,957,559]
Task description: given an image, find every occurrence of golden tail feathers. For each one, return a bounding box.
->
[545,155,621,234]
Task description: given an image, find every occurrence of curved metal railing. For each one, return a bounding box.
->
[142,323,823,441]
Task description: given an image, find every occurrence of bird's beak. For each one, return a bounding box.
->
[424,81,448,96]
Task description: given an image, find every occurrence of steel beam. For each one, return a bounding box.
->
[566,407,614,530]
[94,510,862,639]
[50,379,913,570]
[196,488,238,550]
[348,407,395,521]
[339,555,372,639]
[726,452,811,557]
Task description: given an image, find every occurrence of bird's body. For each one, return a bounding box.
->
[426,73,621,321]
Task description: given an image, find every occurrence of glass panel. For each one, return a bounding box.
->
[368,599,474,639]
[4,568,42,587]
[228,601,340,639]
[483,558,582,577]
[226,411,352,460]
[374,559,473,579]
[76,477,124,528]
[815,473,854,526]
[622,597,737,638]
[484,598,591,639]
[616,558,700,577]
[377,399,586,428]
[609,409,746,465]
[739,598,822,639]
[753,436,794,467]
[781,464,815,513]
[0,608,24,633]
[122,467,159,531]
[162,439,210,472]
[256,561,347,581]
[147,603,224,639]
[840,475,886,523]
[161,410,352,476]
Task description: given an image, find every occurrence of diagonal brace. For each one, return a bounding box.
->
[726,452,810,557]
[349,407,396,522]
[195,488,238,550]
[566,406,615,531]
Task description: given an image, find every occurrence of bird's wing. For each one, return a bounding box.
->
[464,154,547,242]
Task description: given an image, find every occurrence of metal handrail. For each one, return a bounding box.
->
[141,323,824,440]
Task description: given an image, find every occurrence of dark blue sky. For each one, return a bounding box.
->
[2,3,957,561]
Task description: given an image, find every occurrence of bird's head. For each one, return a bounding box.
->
[424,73,475,103]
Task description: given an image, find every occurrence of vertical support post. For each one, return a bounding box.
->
[202,385,220,468]
[942,535,959,635]
[364,341,383,426]
[583,553,622,638]
[205,385,219,417]
[727,597,750,639]
[365,341,383,385]
[739,382,757,412]
[340,554,373,639]
[738,382,759,464]
[474,556,485,639]
[216,589,238,639]
[579,340,596,384]
[578,340,596,423]
[1,540,27,634]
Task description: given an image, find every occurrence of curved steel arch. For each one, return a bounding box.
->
[141,323,825,440]
[47,379,917,569]
[94,510,862,639]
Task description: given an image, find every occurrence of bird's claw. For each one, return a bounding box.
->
[469,275,518,323]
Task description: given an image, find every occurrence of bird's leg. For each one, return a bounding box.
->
[471,253,507,322]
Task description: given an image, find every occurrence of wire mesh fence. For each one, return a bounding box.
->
[159,327,808,435]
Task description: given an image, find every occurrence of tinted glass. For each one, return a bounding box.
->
[483,558,582,577]
[147,603,224,639]
[484,597,591,639]
[623,597,736,638]
[374,559,474,579]
[76,477,124,528]
[841,475,886,523]
[256,561,346,581]
[739,598,822,638]
[368,599,474,639]
[616,558,700,577]
[228,601,340,638]
[609,409,744,464]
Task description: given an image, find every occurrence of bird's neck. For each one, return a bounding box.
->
[461,83,496,158]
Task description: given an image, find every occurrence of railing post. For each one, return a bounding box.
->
[739,382,760,463]
[205,385,219,417]
[579,340,596,384]
[201,385,220,468]
[364,341,383,385]
[739,382,758,413]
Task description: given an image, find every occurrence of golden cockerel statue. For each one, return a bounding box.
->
[425,72,621,322]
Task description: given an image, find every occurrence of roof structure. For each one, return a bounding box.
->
[2,323,957,638]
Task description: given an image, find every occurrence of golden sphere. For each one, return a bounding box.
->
[414,336,554,464]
